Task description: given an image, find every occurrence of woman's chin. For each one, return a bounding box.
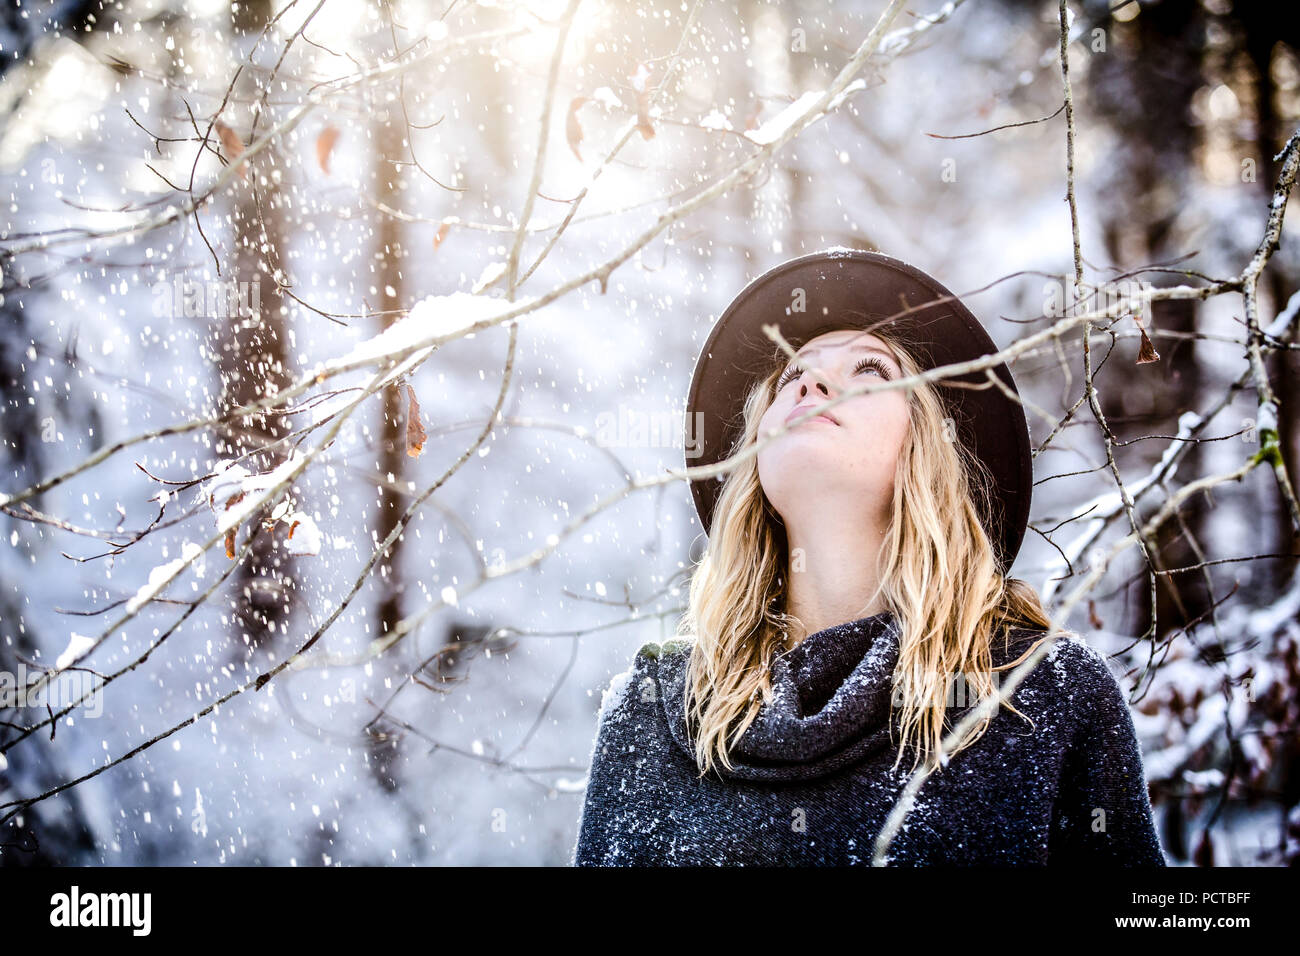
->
[760,466,863,501]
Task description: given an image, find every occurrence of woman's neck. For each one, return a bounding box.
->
[783,518,888,646]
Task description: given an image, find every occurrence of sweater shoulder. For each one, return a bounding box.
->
[597,646,654,718]
[1022,630,1135,730]
[993,627,1127,716]
[634,636,695,661]
[1042,632,1124,691]
[589,639,679,732]
[996,625,1110,676]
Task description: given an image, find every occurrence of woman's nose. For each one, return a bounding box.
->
[799,377,832,398]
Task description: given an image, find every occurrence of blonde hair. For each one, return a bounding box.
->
[679,327,1054,779]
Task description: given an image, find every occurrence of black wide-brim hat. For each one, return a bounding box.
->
[685,248,1032,574]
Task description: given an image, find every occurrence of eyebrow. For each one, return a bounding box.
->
[782,341,899,370]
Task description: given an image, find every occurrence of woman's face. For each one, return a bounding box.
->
[756,329,911,528]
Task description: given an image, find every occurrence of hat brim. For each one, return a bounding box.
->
[685,248,1032,574]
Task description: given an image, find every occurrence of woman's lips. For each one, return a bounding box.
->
[785,404,839,427]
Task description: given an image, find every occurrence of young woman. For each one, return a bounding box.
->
[572,250,1165,866]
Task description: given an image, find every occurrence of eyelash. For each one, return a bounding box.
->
[776,356,891,390]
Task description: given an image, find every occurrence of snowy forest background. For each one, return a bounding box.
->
[1,0,1298,866]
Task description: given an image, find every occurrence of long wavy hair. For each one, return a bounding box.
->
[678,327,1055,779]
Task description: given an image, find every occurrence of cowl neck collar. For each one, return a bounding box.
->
[658,610,902,782]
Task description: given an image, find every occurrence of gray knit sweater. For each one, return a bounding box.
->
[571,611,1166,866]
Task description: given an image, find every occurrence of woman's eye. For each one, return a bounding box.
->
[778,356,890,390]
[854,357,891,379]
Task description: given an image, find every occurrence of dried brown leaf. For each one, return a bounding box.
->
[636,90,655,140]
[1193,827,1215,866]
[567,96,588,161]
[316,125,340,175]
[1087,599,1104,630]
[214,121,249,181]
[433,221,451,250]
[406,383,427,458]
[630,62,655,140]
[1136,325,1161,364]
